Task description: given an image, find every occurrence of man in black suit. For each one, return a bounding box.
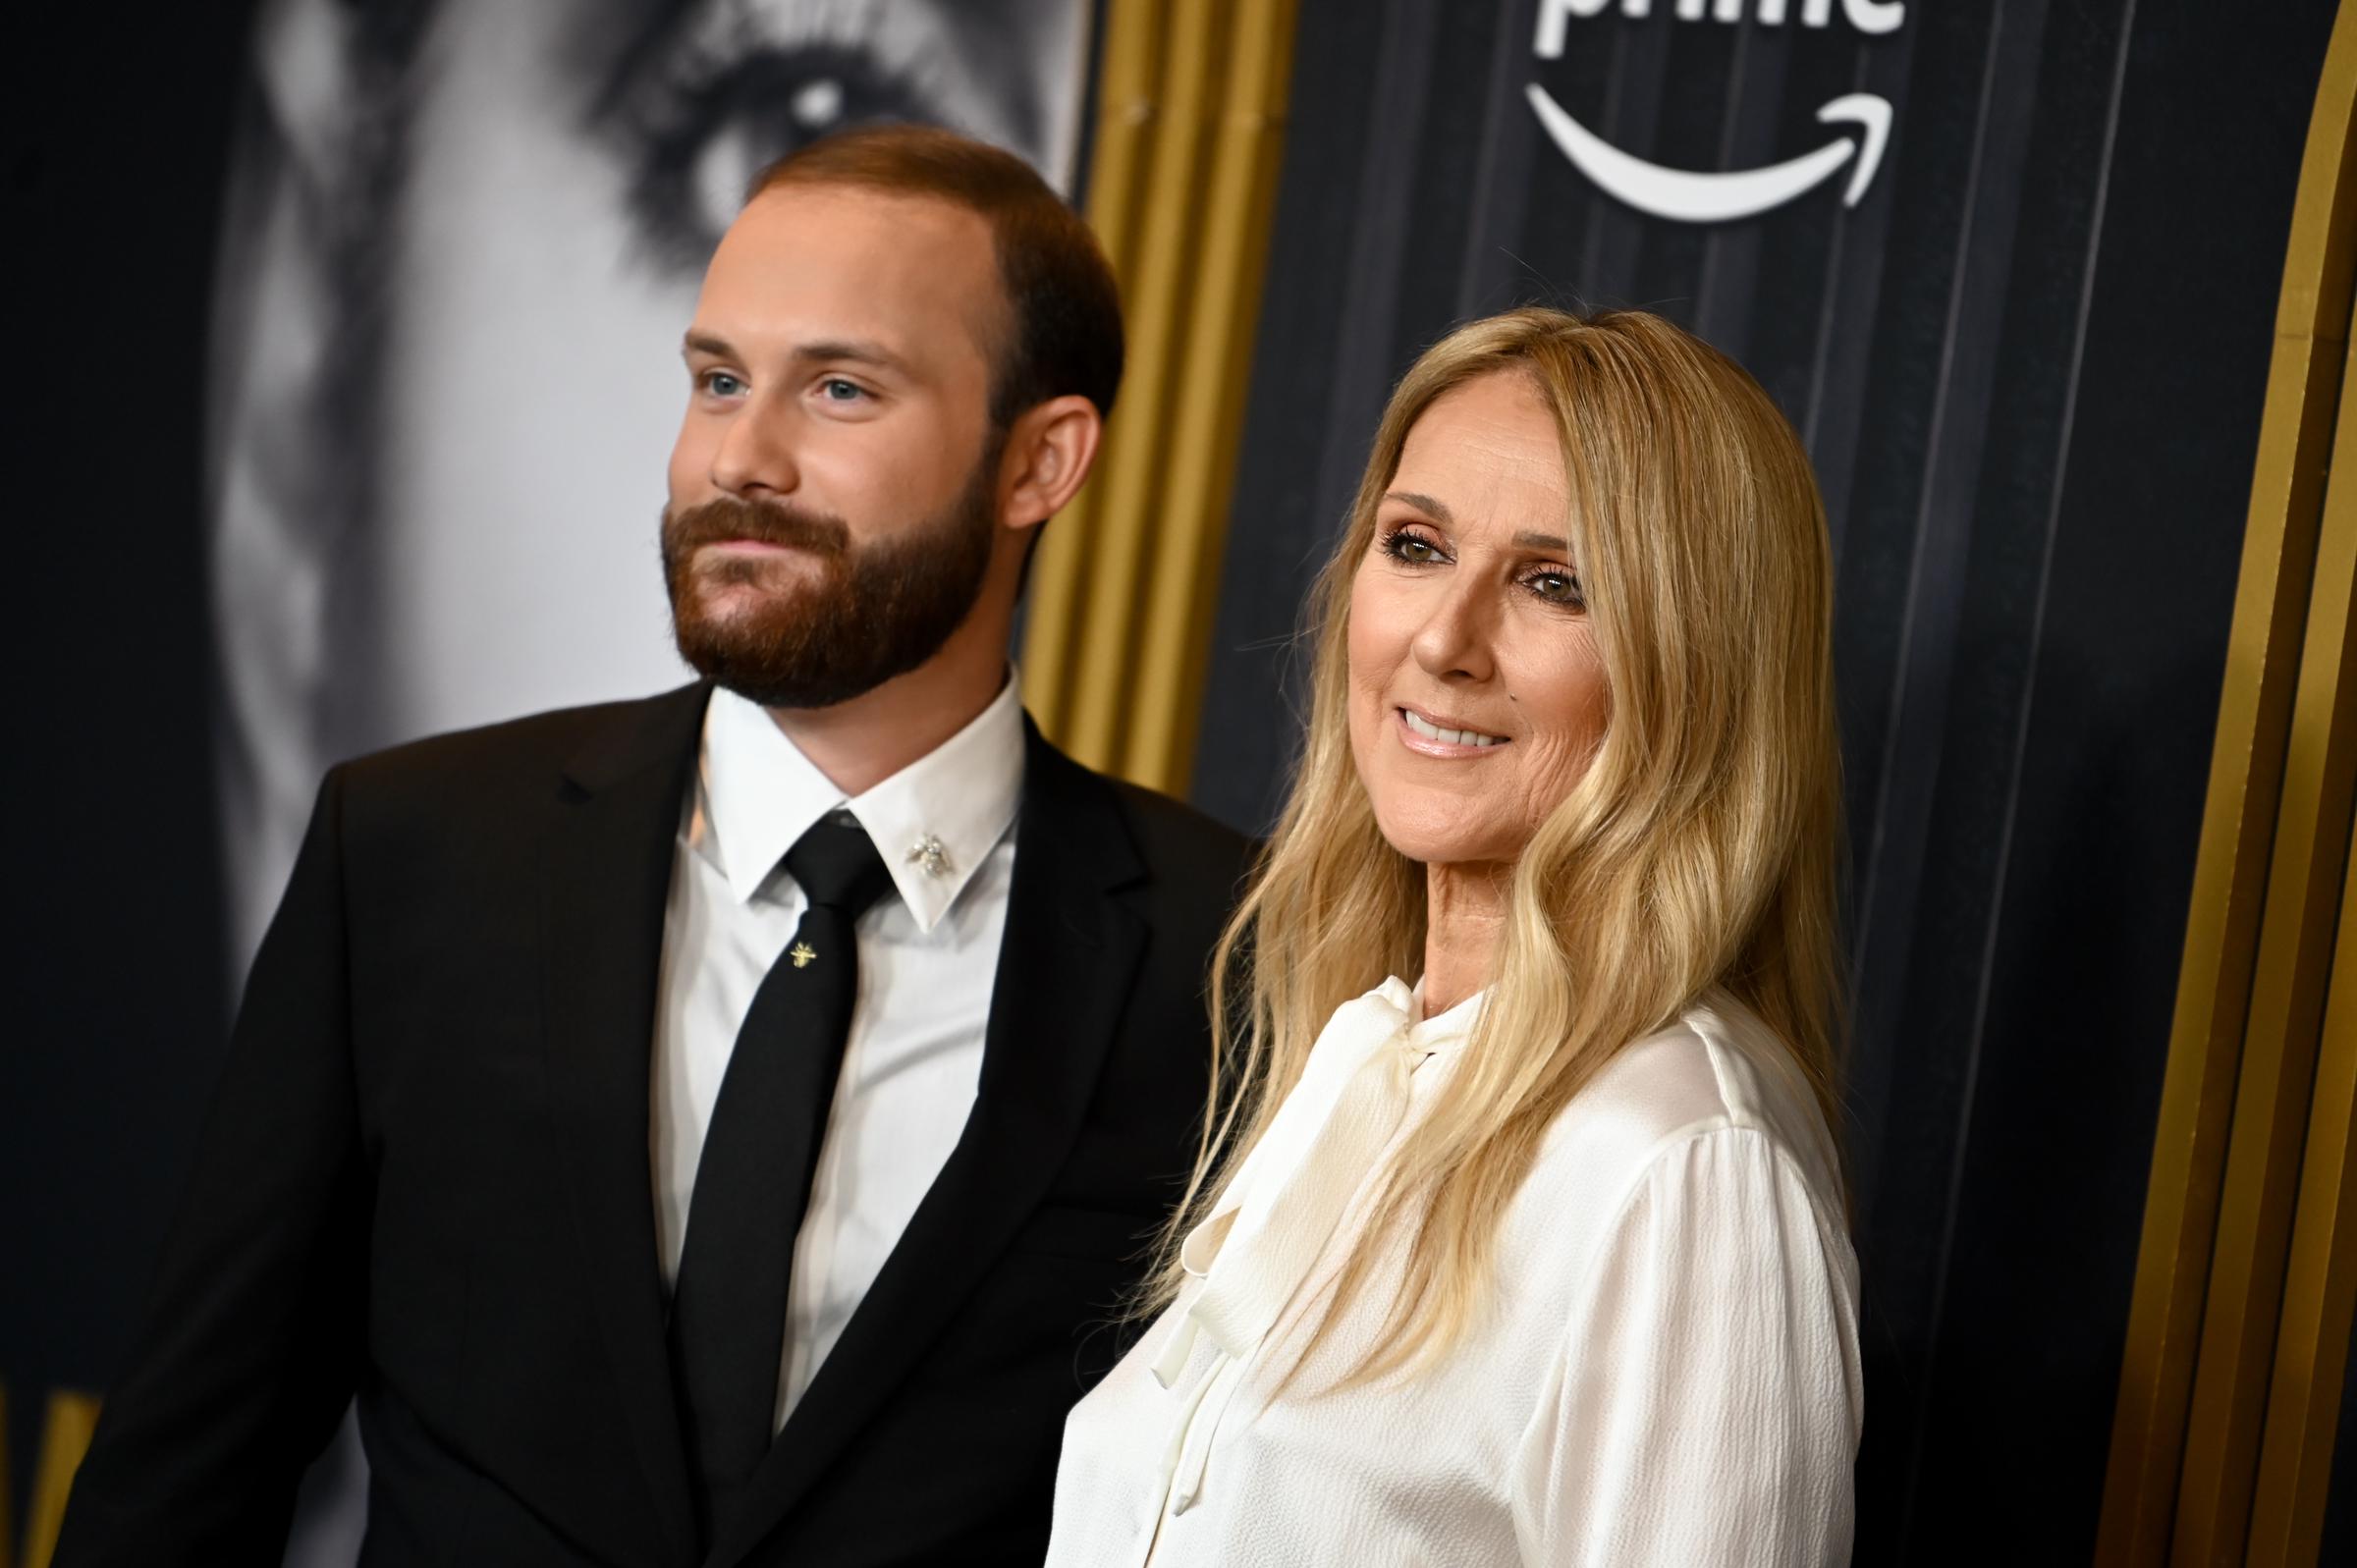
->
[56,126,1249,1566]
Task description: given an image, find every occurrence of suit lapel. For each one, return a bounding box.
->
[540,681,710,1567]
[709,724,1149,1567]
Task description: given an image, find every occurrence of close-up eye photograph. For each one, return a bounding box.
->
[4,1,2353,1565]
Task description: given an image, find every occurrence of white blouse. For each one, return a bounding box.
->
[1044,980,1862,1567]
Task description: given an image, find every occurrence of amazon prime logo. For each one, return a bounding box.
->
[1530,0,1903,223]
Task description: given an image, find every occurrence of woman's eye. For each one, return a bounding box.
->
[1524,569,1585,607]
[1383,528,1444,565]
[606,42,948,275]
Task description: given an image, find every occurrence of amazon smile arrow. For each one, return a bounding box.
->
[1526,84,1893,223]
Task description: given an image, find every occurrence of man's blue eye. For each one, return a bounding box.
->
[821,379,864,401]
[703,371,744,397]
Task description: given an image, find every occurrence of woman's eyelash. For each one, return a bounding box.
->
[1521,568,1585,608]
[596,4,950,275]
[1379,526,1581,603]
[1379,526,1445,563]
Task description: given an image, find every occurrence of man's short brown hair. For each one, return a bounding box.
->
[748,124,1124,428]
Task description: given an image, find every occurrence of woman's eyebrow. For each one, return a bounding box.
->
[1386,492,1567,553]
[1386,490,1453,522]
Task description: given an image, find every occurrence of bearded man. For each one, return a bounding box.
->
[57,126,1250,1568]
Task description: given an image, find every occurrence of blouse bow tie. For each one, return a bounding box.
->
[1147,977,1429,1515]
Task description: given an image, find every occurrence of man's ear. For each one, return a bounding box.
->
[997,395,1103,532]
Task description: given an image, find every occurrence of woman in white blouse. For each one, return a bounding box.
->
[1045,307,1862,1566]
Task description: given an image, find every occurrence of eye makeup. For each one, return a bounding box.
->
[1373,523,1585,611]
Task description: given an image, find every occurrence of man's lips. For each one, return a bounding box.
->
[691,537,840,574]
[698,537,803,556]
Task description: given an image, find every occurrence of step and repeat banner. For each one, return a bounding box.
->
[1194,0,2346,1560]
[3,0,2348,1563]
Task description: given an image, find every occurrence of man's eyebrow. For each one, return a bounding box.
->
[792,338,911,375]
[680,332,913,376]
[1386,490,1453,523]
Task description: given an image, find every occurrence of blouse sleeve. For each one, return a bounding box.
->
[1510,1124,1863,1566]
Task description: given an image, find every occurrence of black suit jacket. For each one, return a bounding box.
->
[56,683,1251,1567]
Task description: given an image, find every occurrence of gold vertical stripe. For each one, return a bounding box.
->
[2174,310,2357,1562]
[2247,705,2357,1565]
[1,1379,14,1568]
[1062,0,1230,768]
[1023,0,1168,730]
[1124,0,1299,790]
[2097,6,2357,1561]
[22,1391,97,1568]
[1023,0,1301,789]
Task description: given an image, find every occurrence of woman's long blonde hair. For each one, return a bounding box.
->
[1155,306,1845,1380]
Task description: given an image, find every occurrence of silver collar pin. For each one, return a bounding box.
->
[905,835,952,879]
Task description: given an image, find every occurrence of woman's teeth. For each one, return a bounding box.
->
[1402,709,1506,747]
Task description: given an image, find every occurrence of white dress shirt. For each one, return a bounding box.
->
[1045,982,1863,1567]
[651,678,1024,1431]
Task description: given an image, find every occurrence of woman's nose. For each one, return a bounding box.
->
[1408,581,1496,683]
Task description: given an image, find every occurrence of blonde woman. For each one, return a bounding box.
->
[1046,307,1862,1565]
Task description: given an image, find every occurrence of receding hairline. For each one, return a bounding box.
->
[723,180,1014,378]
[733,177,1007,270]
[738,124,1125,422]
[741,174,996,224]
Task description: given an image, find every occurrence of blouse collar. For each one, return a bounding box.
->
[1145,976,1480,1515]
[1405,981,1487,1059]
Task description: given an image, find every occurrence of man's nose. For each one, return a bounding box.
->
[708,398,801,498]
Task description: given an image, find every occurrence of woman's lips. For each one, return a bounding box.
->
[1397,705,1509,756]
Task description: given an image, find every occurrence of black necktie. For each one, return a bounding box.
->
[670,810,897,1543]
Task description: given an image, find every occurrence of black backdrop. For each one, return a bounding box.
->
[3,0,2349,1560]
[2,0,251,1525]
[1193,0,2344,1559]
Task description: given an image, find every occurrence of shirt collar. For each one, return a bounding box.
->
[1403,981,1487,1061]
[693,676,1026,934]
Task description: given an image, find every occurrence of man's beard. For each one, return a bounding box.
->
[661,454,999,710]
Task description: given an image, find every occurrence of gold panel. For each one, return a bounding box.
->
[19,1390,98,1568]
[2097,6,2357,1562]
[1022,0,1301,793]
[2247,646,2357,1562]
[1119,0,1299,787]
[1019,0,1168,727]
[2175,300,2357,1563]
[1061,0,1229,768]
[1,1379,12,1568]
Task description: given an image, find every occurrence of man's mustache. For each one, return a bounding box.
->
[665,495,850,558]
